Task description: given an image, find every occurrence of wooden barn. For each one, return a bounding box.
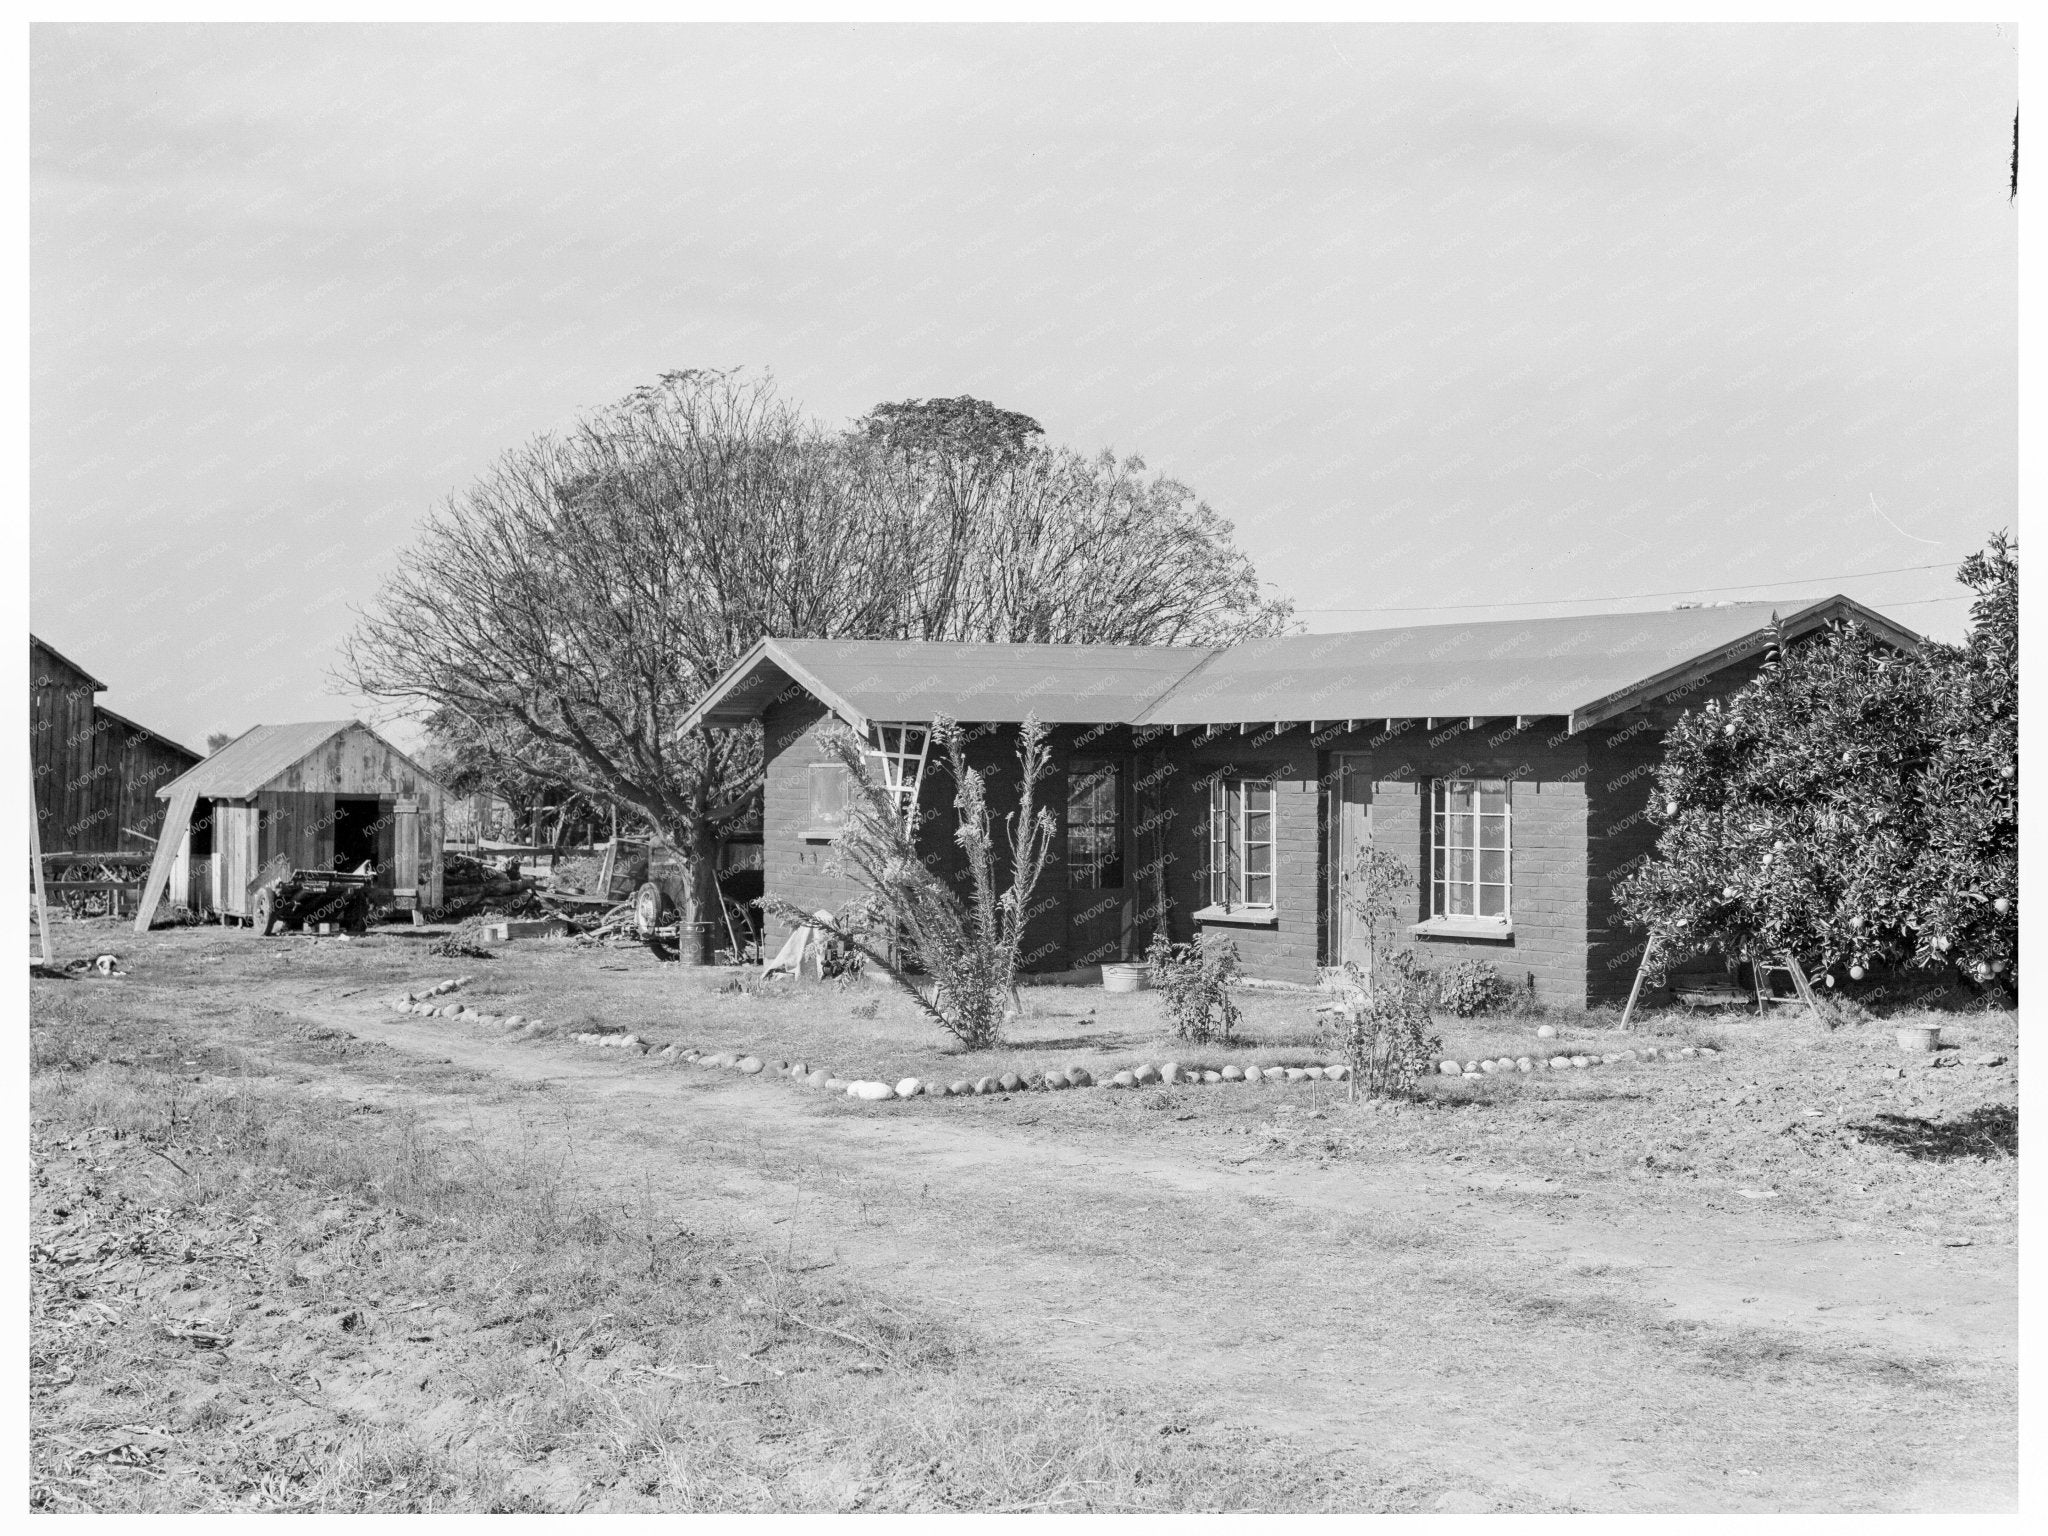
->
[133,721,446,931]
[30,634,201,855]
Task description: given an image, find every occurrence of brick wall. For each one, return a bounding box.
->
[759,694,866,954]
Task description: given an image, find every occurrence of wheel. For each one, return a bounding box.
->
[633,881,673,939]
[254,887,280,936]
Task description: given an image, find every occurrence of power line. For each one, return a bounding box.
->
[1294,560,1959,615]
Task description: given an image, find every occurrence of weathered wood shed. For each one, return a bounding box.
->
[31,635,201,854]
[134,720,445,931]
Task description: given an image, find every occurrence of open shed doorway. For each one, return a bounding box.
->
[332,797,384,875]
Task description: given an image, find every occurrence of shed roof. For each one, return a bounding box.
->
[681,638,1212,732]
[157,720,361,800]
[682,595,1920,736]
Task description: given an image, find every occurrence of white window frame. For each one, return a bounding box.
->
[1429,777,1511,925]
[866,723,932,827]
[1205,777,1275,914]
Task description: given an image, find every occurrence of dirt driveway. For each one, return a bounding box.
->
[264,977,2014,1514]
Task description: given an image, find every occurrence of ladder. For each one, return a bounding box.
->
[1753,952,1828,1026]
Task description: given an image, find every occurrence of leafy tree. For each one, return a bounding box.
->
[1617,536,2017,993]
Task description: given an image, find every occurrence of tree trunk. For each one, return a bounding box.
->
[675,819,720,965]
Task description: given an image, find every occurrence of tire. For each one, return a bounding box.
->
[254,888,279,936]
[633,881,673,938]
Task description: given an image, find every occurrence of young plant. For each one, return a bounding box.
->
[1336,846,1442,1099]
[1143,932,1244,1046]
[766,715,1054,1051]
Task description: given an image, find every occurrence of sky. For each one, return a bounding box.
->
[30,24,2017,753]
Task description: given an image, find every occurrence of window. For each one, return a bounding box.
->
[1208,778,1275,909]
[805,761,849,840]
[1431,778,1510,921]
[1067,759,1124,889]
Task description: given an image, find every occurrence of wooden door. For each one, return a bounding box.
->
[1328,756,1373,971]
[391,797,419,907]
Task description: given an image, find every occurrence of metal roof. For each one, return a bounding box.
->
[682,596,1920,736]
[1136,596,1920,731]
[156,721,360,800]
[681,638,1214,732]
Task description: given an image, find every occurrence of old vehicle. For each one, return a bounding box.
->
[248,857,376,935]
[611,835,762,963]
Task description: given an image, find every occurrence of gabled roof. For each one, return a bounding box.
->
[95,706,202,765]
[30,634,108,692]
[680,638,1214,733]
[683,596,1920,737]
[1136,595,1920,732]
[157,720,361,800]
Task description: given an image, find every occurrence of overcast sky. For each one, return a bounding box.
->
[31,24,2016,751]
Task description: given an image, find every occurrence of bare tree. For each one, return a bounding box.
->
[342,374,1292,947]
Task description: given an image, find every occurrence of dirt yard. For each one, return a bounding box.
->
[30,919,2018,1512]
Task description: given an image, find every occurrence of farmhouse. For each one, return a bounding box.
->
[30,635,202,855]
[133,721,447,931]
[683,596,1919,1009]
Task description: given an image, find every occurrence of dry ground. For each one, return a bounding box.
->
[29,917,2018,1512]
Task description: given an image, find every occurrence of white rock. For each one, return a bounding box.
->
[1480,1060,1499,1074]
[1516,1058,1532,1072]
[502,1016,526,1028]
[1536,1024,1557,1039]
[1439,1061,1461,1076]
[1304,1066,1326,1081]
[1602,1053,1621,1065]
[1222,1065,1245,1081]
[1570,1055,1590,1068]
[1203,1070,1223,1083]
[894,1077,922,1099]
[1549,1056,1569,1069]
[1681,1047,1697,1058]
[1263,1066,1288,1081]
[1325,1064,1349,1081]
[1161,1062,1183,1084]
[849,1080,893,1101]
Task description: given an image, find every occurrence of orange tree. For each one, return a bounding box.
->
[1617,536,2016,993]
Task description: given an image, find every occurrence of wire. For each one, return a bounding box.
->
[1294,560,1960,614]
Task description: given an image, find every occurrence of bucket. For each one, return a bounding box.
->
[1102,963,1149,994]
[1895,1023,1942,1053]
[672,921,712,967]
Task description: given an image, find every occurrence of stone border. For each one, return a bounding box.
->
[1441,1045,1720,1079]
[378,979,1726,1102]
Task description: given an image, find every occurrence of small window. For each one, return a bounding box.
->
[805,761,849,840]
[1431,778,1510,921]
[1208,778,1275,910]
[1067,759,1124,889]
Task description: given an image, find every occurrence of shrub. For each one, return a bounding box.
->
[1434,959,1517,1018]
[1343,949,1442,1098]
[1144,932,1243,1046]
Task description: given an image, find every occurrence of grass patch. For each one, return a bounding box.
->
[30,999,1403,1512]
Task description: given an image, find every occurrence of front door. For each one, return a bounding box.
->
[1066,758,1131,967]
[1328,755,1373,972]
